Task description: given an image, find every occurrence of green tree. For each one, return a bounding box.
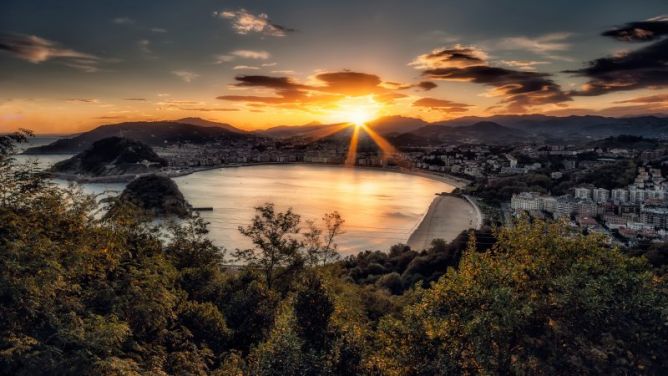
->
[235,203,304,290]
[376,219,668,375]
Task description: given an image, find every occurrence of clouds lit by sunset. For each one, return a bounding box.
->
[0,1,666,133]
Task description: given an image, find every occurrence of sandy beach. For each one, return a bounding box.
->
[407,194,481,251]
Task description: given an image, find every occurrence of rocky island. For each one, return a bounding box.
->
[117,174,191,218]
[51,137,167,181]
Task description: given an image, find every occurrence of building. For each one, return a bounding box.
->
[611,188,629,203]
[592,188,609,203]
[574,187,592,200]
[511,192,541,211]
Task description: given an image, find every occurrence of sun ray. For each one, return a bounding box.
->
[305,122,350,142]
[345,124,360,166]
[362,125,398,160]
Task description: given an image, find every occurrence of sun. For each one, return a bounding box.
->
[348,109,374,127]
[324,95,382,126]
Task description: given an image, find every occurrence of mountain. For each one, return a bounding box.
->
[397,121,528,145]
[366,116,430,136]
[258,122,333,138]
[25,120,257,154]
[51,137,167,177]
[435,115,668,141]
[176,117,246,133]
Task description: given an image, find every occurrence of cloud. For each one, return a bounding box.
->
[409,44,488,69]
[231,49,270,59]
[217,70,407,107]
[271,70,295,74]
[499,60,549,71]
[313,71,384,96]
[233,65,260,70]
[137,39,151,54]
[567,16,668,96]
[172,70,199,83]
[615,93,668,104]
[262,62,277,67]
[124,98,147,101]
[150,27,167,33]
[0,33,101,72]
[601,16,668,42]
[496,32,571,55]
[112,17,135,25]
[413,45,571,112]
[412,97,472,113]
[213,9,295,37]
[66,98,99,103]
[416,81,437,91]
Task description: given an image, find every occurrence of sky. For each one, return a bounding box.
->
[0,0,667,133]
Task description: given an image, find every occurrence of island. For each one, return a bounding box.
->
[50,137,167,179]
[117,174,191,218]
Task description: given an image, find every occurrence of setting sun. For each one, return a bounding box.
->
[348,109,373,126]
[325,96,382,126]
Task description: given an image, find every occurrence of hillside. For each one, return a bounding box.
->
[176,117,246,133]
[51,137,167,177]
[116,174,191,217]
[435,115,668,141]
[398,121,528,145]
[25,119,256,154]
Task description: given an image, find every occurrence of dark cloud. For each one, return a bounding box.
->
[423,65,570,111]
[218,71,409,106]
[231,75,306,90]
[416,81,437,91]
[412,97,472,113]
[567,16,668,96]
[0,33,100,72]
[124,97,147,101]
[314,71,383,96]
[410,45,487,69]
[601,16,668,42]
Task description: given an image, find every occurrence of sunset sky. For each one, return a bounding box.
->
[1,0,667,133]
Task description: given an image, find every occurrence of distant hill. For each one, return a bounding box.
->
[51,137,167,177]
[434,115,668,141]
[585,135,661,150]
[258,122,334,138]
[176,117,246,133]
[25,119,256,154]
[366,116,430,136]
[396,121,528,145]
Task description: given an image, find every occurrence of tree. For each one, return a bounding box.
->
[376,219,668,375]
[235,203,304,290]
[304,211,345,267]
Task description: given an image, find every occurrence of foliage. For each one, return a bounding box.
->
[343,227,495,294]
[375,219,668,375]
[1,133,667,375]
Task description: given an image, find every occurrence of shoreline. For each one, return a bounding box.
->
[48,161,470,189]
[49,160,481,249]
[406,193,481,250]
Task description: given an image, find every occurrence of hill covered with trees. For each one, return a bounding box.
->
[51,137,167,177]
[1,131,667,375]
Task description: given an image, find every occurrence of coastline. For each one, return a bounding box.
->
[49,161,470,189]
[406,193,481,251]
[49,160,482,250]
